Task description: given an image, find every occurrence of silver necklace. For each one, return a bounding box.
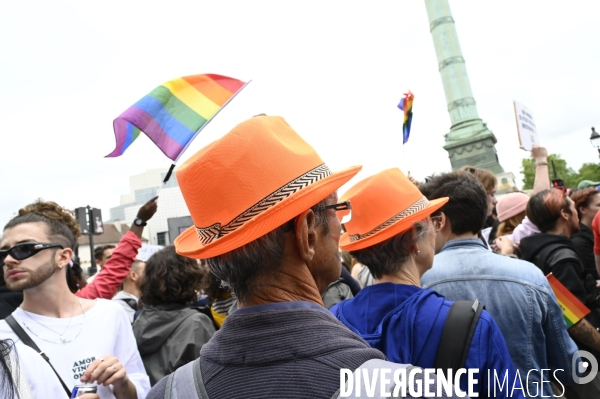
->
[17,299,86,344]
[22,298,76,341]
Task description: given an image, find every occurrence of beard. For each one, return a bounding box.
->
[5,256,56,291]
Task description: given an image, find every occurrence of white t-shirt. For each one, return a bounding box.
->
[112,291,138,324]
[0,299,150,399]
[7,343,67,398]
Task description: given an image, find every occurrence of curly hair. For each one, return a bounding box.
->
[139,246,204,307]
[4,199,80,249]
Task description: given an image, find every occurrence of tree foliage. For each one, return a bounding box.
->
[521,154,599,190]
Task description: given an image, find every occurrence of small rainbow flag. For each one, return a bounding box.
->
[107,74,248,162]
[397,91,414,144]
[547,273,590,327]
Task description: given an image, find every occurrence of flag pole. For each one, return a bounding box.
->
[161,79,252,186]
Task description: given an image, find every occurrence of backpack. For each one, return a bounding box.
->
[162,300,483,399]
[163,357,463,399]
[322,278,353,309]
[532,242,583,276]
[531,242,600,334]
[435,300,485,373]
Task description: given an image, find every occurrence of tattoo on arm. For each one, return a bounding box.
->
[569,318,600,352]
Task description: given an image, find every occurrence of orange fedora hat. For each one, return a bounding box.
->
[174,116,362,259]
[339,168,448,251]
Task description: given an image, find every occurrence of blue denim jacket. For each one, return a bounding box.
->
[421,238,579,398]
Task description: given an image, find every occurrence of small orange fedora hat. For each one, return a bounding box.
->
[339,168,448,251]
[174,116,362,259]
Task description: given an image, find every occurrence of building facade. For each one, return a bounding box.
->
[109,169,193,246]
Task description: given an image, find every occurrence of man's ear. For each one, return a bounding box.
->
[295,209,317,262]
[439,212,450,232]
[57,248,73,269]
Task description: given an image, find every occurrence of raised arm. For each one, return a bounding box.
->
[76,197,158,299]
[531,146,551,195]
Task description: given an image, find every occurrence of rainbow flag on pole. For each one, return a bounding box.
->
[106,74,248,162]
[547,273,590,327]
[397,91,414,144]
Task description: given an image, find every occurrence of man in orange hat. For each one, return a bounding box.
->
[419,171,581,397]
[145,115,389,399]
[331,168,523,399]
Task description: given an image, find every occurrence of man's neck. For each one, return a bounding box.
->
[21,275,78,318]
[547,227,569,238]
[238,262,324,309]
[447,232,478,241]
[122,283,140,299]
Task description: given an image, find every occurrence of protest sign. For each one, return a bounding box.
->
[138,244,164,261]
[513,101,539,151]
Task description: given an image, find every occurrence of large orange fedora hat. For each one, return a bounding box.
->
[339,168,448,251]
[174,116,362,259]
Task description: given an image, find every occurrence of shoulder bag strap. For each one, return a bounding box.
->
[193,357,210,398]
[435,300,485,373]
[168,357,210,399]
[5,315,72,397]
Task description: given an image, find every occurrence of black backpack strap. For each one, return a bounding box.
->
[5,315,72,397]
[119,298,138,311]
[534,243,581,275]
[435,300,485,373]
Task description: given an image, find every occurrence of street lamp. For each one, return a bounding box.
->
[590,127,600,158]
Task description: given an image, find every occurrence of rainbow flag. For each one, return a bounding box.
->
[106,74,248,161]
[547,273,590,327]
[397,91,414,144]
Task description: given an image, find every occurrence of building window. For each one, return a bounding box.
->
[157,232,168,246]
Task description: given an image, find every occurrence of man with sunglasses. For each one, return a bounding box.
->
[0,197,158,319]
[146,116,462,399]
[0,200,150,399]
[520,189,600,397]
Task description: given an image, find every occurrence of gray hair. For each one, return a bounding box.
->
[206,196,331,304]
[350,220,430,280]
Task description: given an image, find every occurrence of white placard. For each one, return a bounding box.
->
[513,101,540,151]
[137,244,164,261]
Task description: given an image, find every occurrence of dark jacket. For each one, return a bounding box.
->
[133,303,216,386]
[571,223,600,280]
[146,301,387,399]
[520,233,588,303]
[0,285,23,319]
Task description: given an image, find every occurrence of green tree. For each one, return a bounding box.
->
[521,154,577,189]
[576,163,600,184]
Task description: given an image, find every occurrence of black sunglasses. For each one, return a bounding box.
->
[320,201,352,223]
[0,242,64,267]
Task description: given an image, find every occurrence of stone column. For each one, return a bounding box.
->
[425,0,504,173]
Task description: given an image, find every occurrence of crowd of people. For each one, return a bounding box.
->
[0,114,599,398]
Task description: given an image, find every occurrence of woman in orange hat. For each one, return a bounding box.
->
[330,168,523,399]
